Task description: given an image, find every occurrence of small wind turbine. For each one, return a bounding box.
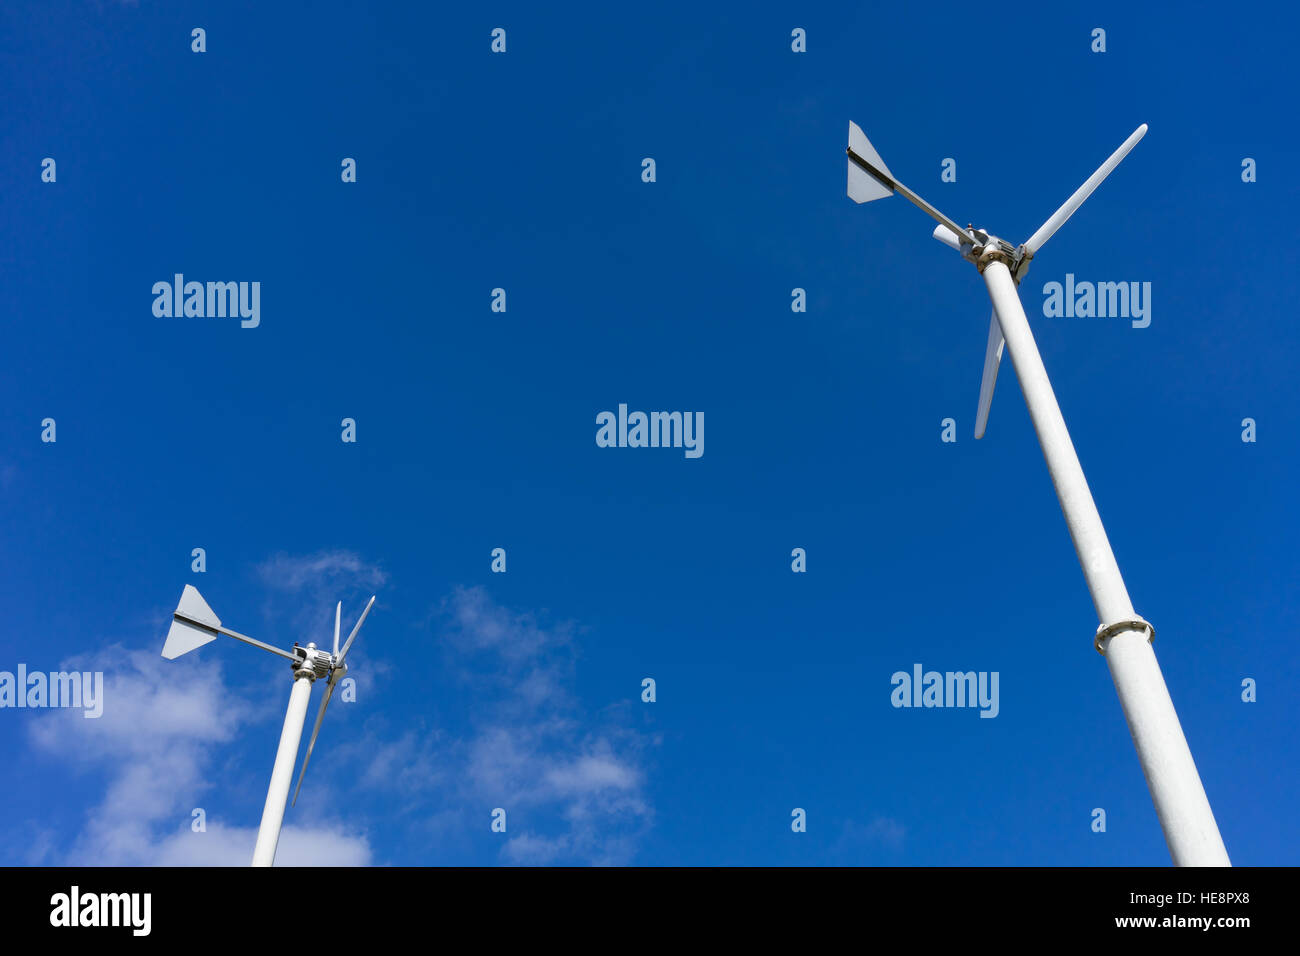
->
[161,584,375,867]
[846,121,1231,866]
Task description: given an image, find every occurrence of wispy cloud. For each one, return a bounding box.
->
[352,586,653,865]
[448,587,652,865]
[253,550,388,672]
[258,550,388,594]
[442,585,576,711]
[833,816,907,858]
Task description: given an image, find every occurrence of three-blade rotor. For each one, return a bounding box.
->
[845,121,1148,438]
[160,585,377,809]
[292,594,375,806]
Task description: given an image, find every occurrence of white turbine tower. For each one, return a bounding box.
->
[846,121,1230,866]
[161,585,376,866]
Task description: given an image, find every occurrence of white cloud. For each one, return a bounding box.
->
[544,752,640,795]
[152,822,371,867]
[27,644,370,866]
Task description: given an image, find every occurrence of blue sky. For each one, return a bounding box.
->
[1,1,1297,866]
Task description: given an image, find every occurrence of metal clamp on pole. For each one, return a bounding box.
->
[1095,616,1154,655]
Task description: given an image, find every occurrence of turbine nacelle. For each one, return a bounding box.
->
[293,642,334,681]
[932,225,1028,276]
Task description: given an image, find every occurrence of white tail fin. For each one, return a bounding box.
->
[162,585,221,659]
[847,121,895,204]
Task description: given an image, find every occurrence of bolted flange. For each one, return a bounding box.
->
[976,240,1017,274]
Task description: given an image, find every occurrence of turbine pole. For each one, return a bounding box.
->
[251,655,318,867]
[981,257,1230,866]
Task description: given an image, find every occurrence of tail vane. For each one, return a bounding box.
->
[847,121,896,204]
[162,585,222,660]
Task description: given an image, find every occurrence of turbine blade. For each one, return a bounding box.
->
[1023,124,1147,256]
[975,311,1005,440]
[291,678,336,807]
[337,595,375,665]
[846,121,895,204]
[333,602,341,658]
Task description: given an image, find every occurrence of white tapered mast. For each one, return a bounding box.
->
[846,122,1230,865]
[983,259,1228,864]
[251,667,316,866]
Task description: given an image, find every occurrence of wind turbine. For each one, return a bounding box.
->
[161,584,376,866]
[846,121,1231,866]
